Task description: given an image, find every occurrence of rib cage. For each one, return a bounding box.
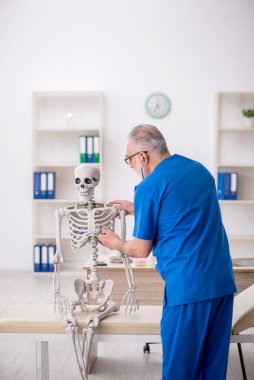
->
[65,204,117,253]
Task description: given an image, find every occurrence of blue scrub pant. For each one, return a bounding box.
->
[161,292,234,380]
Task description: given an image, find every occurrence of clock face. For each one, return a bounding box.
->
[145,93,171,119]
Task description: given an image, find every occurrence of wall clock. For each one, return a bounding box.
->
[145,93,171,119]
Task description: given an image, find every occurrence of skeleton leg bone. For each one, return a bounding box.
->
[65,300,120,380]
[65,317,88,380]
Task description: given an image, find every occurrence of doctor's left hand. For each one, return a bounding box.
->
[97,227,123,251]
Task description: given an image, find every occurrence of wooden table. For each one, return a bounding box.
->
[0,304,162,380]
[233,266,254,294]
[83,256,164,305]
[84,256,254,303]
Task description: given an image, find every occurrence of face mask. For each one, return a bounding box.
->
[140,162,145,180]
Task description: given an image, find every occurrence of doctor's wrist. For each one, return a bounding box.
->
[118,240,126,254]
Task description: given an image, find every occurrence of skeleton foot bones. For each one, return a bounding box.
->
[52,165,139,379]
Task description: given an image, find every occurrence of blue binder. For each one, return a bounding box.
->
[34,244,41,272]
[47,244,56,272]
[86,136,94,163]
[41,245,48,272]
[224,172,231,200]
[229,172,238,200]
[40,172,47,199]
[80,136,87,163]
[47,172,56,199]
[93,136,100,163]
[217,172,224,200]
[218,172,231,200]
[33,172,41,199]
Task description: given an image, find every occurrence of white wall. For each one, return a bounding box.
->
[1,0,254,269]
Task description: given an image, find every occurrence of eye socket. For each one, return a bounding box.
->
[75,178,81,184]
[92,177,98,181]
[85,178,92,184]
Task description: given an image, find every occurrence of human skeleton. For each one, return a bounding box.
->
[53,165,139,380]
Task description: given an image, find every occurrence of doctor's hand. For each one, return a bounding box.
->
[109,200,134,217]
[97,227,123,251]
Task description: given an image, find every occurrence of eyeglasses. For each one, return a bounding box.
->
[124,151,148,165]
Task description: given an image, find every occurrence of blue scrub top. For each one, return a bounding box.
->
[133,154,237,306]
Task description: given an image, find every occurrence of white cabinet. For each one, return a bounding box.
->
[215,92,254,262]
[32,92,104,271]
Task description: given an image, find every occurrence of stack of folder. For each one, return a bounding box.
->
[217,172,238,200]
[80,135,100,163]
[33,243,56,272]
[33,172,56,199]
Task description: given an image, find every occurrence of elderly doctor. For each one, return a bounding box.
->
[98,124,236,380]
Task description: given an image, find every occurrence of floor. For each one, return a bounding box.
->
[0,270,253,380]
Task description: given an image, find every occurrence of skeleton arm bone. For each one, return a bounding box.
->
[53,208,65,295]
[53,208,65,264]
[119,210,131,286]
[119,210,139,312]
[53,207,70,317]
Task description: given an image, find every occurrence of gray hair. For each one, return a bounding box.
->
[128,125,169,155]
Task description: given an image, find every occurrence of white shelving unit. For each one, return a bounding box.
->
[215,92,254,261]
[32,91,104,271]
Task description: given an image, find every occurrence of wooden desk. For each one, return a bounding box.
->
[233,266,254,294]
[83,257,254,303]
[84,256,164,305]
[0,304,162,380]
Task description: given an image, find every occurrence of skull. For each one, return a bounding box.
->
[74,165,100,201]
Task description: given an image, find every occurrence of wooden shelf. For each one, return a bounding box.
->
[219,128,254,132]
[34,128,100,133]
[217,91,254,95]
[32,267,86,275]
[32,91,104,272]
[217,163,254,168]
[33,199,77,203]
[219,200,254,204]
[216,92,254,263]
[35,234,69,240]
[34,91,102,97]
[33,163,100,168]
[228,235,254,240]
